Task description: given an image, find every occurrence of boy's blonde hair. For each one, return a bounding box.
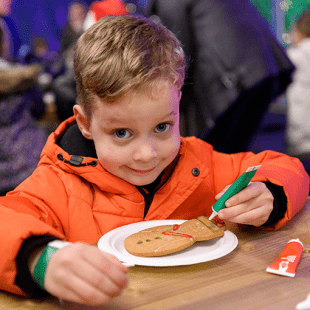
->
[74,14,185,119]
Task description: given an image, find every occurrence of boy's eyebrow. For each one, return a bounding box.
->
[159,111,177,119]
[105,111,177,125]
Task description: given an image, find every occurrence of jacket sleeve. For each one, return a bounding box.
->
[211,149,310,230]
[0,166,68,296]
[15,235,59,297]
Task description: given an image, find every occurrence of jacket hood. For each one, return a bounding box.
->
[39,116,210,195]
[40,116,139,194]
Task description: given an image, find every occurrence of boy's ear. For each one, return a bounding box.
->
[73,105,93,140]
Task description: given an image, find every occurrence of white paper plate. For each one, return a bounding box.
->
[98,220,238,267]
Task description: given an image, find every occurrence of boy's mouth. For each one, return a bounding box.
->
[126,166,156,174]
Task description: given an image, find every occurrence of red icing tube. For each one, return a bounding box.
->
[266,238,303,277]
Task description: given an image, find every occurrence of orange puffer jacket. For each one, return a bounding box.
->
[0,117,309,296]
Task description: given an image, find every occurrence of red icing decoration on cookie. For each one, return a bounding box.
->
[162,224,193,239]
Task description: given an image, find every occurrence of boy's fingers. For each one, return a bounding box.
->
[101,251,129,273]
[55,273,121,306]
[225,182,265,207]
[65,248,129,296]
[218,189,273,227]
[45,244,128,305]
[89,259,128,291]
[54,262,127,305]
[215,185,231,199]
[71,257,128,294]
[219,206,270,227]
[47,263,127,306]
[81,247,129,286]
[74,269,125,302]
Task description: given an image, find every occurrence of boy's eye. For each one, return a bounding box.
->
[155,123,171,133]
[114,129,131,139]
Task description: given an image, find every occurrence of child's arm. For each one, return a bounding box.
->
[28,243,129,306]
[215,181,274,227]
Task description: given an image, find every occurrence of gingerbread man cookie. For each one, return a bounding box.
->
[124,216,224,257]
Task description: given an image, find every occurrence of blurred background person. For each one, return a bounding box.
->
[17,35,58,90]
[51,43,76,122]
[29,36,58,73]
[0,0,13,61]
[51,0,129,123]
[0,0,48,195]
[285,7,310,167]
[59,1,88,56]
[49,1,88,122]
[146,0,295,153]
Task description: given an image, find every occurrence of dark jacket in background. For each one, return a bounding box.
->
[146,0,294,153]
[0,59,48,194]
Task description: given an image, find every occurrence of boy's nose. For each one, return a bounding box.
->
[133,140,157,162]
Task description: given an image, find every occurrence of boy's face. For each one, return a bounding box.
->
[75,81,181,186]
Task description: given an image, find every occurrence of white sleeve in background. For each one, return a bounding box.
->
[83,11,96,31]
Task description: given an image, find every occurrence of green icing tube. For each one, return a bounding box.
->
[209,165,261,220]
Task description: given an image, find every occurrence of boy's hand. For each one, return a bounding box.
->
[43,243,129,306]
[215,182,274,227]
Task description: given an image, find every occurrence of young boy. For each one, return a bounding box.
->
[0,15,308,306]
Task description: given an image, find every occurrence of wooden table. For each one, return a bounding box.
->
[1,201,309,310]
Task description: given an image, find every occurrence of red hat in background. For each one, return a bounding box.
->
[83,0,128,30]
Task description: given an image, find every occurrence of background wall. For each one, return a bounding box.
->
[250,0,310,45]
[4,0,310,58]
